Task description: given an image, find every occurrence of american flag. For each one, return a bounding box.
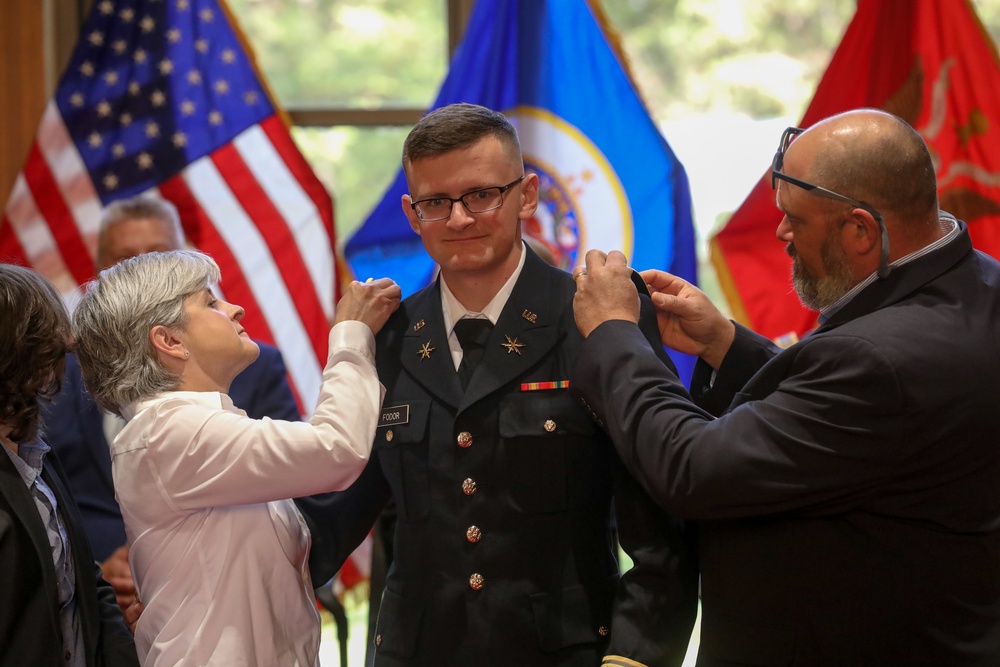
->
[0,0,335,412]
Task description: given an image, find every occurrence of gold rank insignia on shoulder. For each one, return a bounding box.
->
[418,341,434,360]
[413,319,426,332]
[521,309,537,324]
[501,335,525,355]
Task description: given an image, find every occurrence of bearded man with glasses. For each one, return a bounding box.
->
[570,107,1000,665]
[297,103,698,667]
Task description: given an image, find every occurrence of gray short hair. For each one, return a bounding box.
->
[73,249,220,415]
[98,196,185,253]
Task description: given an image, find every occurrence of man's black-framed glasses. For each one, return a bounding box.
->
[410,176,525,222]
[772,126,891,279]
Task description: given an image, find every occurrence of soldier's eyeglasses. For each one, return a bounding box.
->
[410,176,524,222]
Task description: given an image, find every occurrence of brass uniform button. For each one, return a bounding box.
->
[598,625,609,637]
[385,429,394,442]
[462,478,477,495]
[469,573,485,590]
[457,431,473,448]
[466,525,482,543]
[543,419,556,433]
[375,634,382,646]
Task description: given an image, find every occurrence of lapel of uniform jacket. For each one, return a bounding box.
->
[399,281,465,409]
[0,445,62,628]
[459,250,564,411]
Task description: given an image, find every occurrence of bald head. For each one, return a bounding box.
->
[776,110,945,302]
[795,109,939,233]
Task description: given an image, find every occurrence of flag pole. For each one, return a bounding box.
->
[217,0,293,129]
[586,0,657,120]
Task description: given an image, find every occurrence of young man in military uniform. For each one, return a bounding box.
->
[299,103,697,667]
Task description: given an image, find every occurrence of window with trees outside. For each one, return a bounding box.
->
[228,0,1000,301]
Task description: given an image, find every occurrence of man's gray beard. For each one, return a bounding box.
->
[790,243,856,311]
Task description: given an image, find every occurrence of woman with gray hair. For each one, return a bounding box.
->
[73,249,400,666]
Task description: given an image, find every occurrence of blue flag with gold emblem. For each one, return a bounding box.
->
[345,0,697,382]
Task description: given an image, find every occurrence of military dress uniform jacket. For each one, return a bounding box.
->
[0,445,138,666]
[300,247,698,667]
[571,219,1000,665]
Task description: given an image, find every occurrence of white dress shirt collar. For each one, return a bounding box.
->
[439,241,527,369]
[121,390,242,423]
[440,240,527,332]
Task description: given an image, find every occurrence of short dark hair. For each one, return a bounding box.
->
[402,103,522,169]
[0,264,71,443]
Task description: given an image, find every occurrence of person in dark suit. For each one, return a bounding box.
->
[298,103,698,667]
[41,195,300,612]
[571,108,1000,665]
[0,263,138,666]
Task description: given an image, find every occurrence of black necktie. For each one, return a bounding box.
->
[454,318,494,390]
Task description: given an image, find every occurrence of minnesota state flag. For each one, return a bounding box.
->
[345,0,698,382]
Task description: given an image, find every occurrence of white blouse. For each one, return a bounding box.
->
[113,321,383,667]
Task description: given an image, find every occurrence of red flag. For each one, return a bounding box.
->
[0,0,335,413]
[712,0,1000,341]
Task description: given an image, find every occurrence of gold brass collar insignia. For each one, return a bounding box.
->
[501,335,525,355]
[418,341,435,360]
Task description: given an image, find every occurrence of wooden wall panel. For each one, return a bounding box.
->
[0,0,47,213]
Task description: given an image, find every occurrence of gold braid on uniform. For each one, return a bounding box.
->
[602,656,649,667]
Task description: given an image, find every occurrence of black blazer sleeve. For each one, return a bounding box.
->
[603,295,700,666]
[689,322,780,416]
[296,454,392,585]
[573,319,912,521]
